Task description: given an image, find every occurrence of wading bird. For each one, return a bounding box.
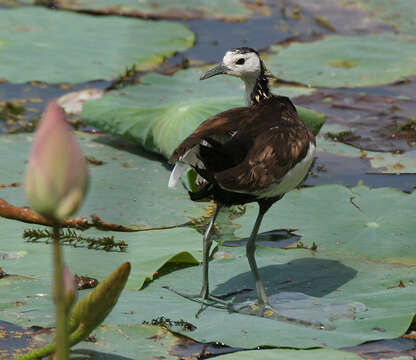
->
[167,47,315,314]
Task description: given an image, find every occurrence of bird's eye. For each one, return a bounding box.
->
[236,58,245,65]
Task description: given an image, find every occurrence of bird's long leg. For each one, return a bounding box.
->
[164,203,230,307]
[200,202,222,299]
[246,203,271,306]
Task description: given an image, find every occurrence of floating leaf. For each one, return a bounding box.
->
[236,185,416,262]
[99,185,416,349]
[0,7,194,83]
[82,68,325,159]
[357,0,416,35]
[105,243,415,349]
[267,34,416,87]
[35,0,253,21]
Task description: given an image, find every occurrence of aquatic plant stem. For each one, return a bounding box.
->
[53,223,69,360]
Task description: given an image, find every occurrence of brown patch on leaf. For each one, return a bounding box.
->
[85,155,104,166]
[393,163,405,170]
[74,274,99,290]
[0,182,21,189]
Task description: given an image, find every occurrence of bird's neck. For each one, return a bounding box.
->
[243,65,273,106]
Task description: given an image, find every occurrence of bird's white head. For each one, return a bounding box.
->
[200,47,262,81]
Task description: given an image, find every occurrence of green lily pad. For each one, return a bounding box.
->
[236,185,416,262]
[104,243,415,349]
[37,0,252,21]
[82,68,325,159]
[267,34,416,87]
[358,0,416,35]
[0,7,194,83]
[0,133,205,227]
[0,217,203,327]
[96,185,416,349]
[2,182,416,350]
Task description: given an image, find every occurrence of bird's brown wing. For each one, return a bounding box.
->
[214,121,314,193]
[169,105,252,165]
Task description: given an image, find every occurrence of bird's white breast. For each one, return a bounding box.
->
[257,142,316,198]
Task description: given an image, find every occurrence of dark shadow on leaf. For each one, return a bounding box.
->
[92,134,165,162]
[212,257,357,301]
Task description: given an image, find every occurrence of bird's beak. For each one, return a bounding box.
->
[200,63,228,80]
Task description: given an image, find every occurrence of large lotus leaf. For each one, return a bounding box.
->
[82,68,325,159]
[357,0,416,35]
[267,34,416,87]
[0,7,194,83]
[0,133,205,227]
[234,185,416,263]
[102,244,415,349]
[3,185,416,350]
[36,0,252,21]
[0,217,203,327]
[100,186,416,349]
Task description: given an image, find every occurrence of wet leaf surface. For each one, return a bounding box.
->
[295,89,416,153]
[313,125,416,174]
[304,150,416,193]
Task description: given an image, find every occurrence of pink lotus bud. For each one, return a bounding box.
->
[63,265,77,310]
[25,100,88,221]
[53,265,77,311]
